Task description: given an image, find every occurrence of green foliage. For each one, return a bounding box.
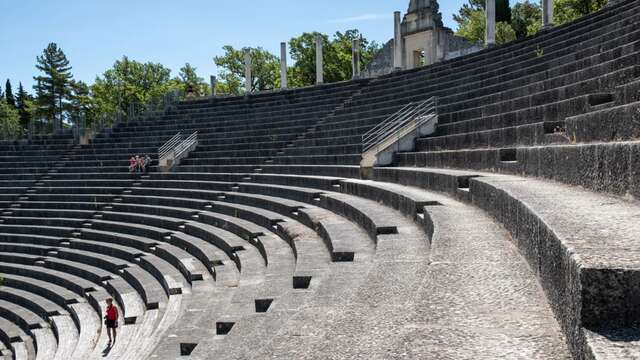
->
[288,30,380,87]
[33,43,74,128]
[178,63,211,97]
[4,80,15,107]
[67,80,96,126]
[214,46,280,95]
[454,0,516,44]
[15,82,33,129]
[288,32,327,86]
[455,0,608,44]
[91,56,180,122]
[497,21,517,44]
[213,30,380,92]
[0,97,22,140]
[511,0,542,38]
[455,8,486,43]
[554,0,608,24]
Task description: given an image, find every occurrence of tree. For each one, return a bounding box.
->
[455,6,486,43]
[33,43,74,129]
[91,56,179,121]
[288,32,327,87]
[214,46,280,95]
[554,0,608,25]
[496,0,512,23]
[4,80,15,108]
[178,63,210,96]
[288,30,380,87]
[68,80,95,126]
[0,98,22,139]
[15,82,33,129]
[455,0,539,43]
[511,1,542,38]
[497,21,517,44]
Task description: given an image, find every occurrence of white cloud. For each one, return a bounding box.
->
[327,13,385,24]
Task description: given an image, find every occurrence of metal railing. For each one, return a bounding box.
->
[175,131,198,160]
[362,97,438,153]
[158,131,198,171]
[159,132,184,162]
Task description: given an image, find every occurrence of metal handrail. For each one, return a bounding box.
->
[362,97,438,153]
[175,131,198,159]
[159,132,183,160]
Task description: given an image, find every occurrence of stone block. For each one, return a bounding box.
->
[630,143,640,199]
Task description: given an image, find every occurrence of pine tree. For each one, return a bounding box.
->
[15,82,32,129]
[4,80,15,108]
[33,43,74,130]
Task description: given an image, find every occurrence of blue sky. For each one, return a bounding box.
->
[0,0,479,92]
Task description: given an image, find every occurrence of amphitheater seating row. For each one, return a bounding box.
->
[1,1,639,358]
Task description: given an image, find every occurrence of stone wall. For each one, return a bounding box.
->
[362,39,395,78]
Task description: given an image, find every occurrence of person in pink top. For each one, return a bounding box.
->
[128,156,137,173]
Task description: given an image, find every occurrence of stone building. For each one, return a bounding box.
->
[363,0,482,77]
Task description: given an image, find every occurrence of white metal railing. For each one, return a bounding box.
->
[362,97,438,153]
[158,131,198,171]
[175,131,198,160]
[159,132,184,162]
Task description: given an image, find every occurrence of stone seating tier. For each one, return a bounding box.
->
[1,1,640,358]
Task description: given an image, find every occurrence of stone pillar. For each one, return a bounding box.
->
[315,34,323,84]
[542,0,554,28]
[393,11,403,69]
[210,75,217,96]
[485,0,496,47]
[280,42,288,89]
[352,39,361,79]
[426,29,438,65]
[441,31,449,61]
[244,49,252,93]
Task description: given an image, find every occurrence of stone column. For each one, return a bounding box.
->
[441,31,449,61]
[426,29,438,65]
[315,34,324,84]
[210,75,217,96]
[352,39,361,79]
[393,11,403,69]
[542,0,554,28]
[280,42,288,89]
[244,49,252,93]
[485,0,496,47]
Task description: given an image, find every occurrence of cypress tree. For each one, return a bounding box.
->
[4,80,15,108]
[33,43,74,129]
[15,82,32,129]
[496,0,512,23]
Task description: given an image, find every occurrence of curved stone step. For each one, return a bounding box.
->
[49,315,78,360]
[31,328,56,360]
[0,317,36,360]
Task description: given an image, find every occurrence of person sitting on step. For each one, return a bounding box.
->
[142,154,152,173]
[135,155,143,173]
[128,156,137,173]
